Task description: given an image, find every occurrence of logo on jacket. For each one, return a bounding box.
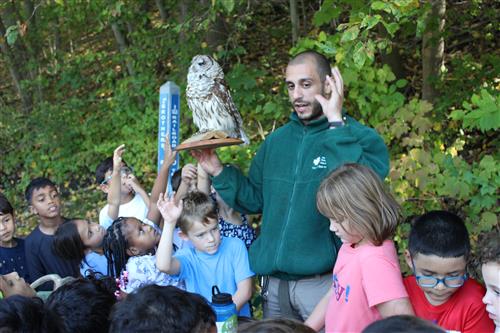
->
[312,156,327,170]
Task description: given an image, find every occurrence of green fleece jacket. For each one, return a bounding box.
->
[212,113,389,280]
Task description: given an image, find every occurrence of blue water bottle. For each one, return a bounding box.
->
[211,285,237,333]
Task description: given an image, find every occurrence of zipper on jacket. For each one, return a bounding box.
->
[275,126,306,271]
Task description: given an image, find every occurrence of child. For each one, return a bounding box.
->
[305,164,413,332]
[23,177,80,289]
[403,210,494,333]
[156,191,254,317]
[44,275,116,333]
[95,146,149,229]
[52,219,108,277]
[0,194,29,281]
[0,271,36,299]
[177,163,256,248]
[476,230,499,333]
[102,216,183,294]
[51,145,128,277]
[110,285,216,333]
[102,140,184,293]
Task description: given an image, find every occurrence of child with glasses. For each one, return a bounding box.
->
[403,210,494,333]
[305,164,413,332]
[95,145,150,230]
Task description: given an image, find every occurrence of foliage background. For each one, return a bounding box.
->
[0,0,498,279]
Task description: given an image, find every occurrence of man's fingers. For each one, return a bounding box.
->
[331,67,344,97]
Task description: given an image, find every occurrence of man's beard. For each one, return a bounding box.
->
[301,100,323,122]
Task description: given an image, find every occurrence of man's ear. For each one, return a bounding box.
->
[404,249,413,268]
[126,247,139,257]
[323,78,332,95]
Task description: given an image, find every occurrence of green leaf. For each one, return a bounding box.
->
[341,26,360,42]
[361,15,381,30]
[220,0,235,13]
[5,25,19,46]
[313,0,342,27]
[353,42,366,69]
[480,212,498,230]
[384,22,400,37]
[371,1,387,11]
[395,79,407,88]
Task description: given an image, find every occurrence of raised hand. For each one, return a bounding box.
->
[113,144,126,170]
[190,148,223,176]
[314,66,344,122]
[163,136,177,167]
[181,163,197,187]
[157,192,183,225]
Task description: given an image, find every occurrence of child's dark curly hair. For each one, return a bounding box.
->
[102,217,130,278]
[476,230,500,265]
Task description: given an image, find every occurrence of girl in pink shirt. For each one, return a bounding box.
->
[305,164,414,333]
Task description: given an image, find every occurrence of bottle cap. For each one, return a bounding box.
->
[211,285,233,305]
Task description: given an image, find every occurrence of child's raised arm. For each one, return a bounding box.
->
[146,137,177,225]
[107,144,125,221]
[155,193,182,275]
[174,163,197,202]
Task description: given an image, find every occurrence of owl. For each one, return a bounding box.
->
[186,55,250,144]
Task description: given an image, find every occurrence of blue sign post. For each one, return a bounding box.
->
[158,81,180,195]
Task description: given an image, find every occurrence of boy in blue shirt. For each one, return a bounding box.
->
[156,191,254,317]
[24,177,79,289]
[0,194,29,281]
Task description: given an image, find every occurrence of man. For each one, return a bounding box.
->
[192,50,389,321]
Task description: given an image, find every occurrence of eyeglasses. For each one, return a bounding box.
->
[412,260,468,288]
[100,166,134,185]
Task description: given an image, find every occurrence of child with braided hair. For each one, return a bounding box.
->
[102,139,184,293]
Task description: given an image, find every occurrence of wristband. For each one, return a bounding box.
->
[329,121,345,129]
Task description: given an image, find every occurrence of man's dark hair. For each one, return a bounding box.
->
[362,315,445,333]
[44,276,116,333]
[289,50,332,82]
[0,295,60,333]
[0,193,14,215]
[408,210,471,259]
[109,285,216,333]
[24,177,57,203]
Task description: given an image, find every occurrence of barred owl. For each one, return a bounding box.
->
[186,55,249,144]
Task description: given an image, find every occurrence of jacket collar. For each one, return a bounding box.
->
[289,112,330,132]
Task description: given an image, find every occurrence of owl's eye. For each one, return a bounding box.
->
[198,60,205,66]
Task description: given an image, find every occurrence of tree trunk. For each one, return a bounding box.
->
[111,21,136,77]
[178,1,188,42]
[377,25,407,81]
[422,0,445,103]
[0,9,33,113]
[155,0,168,22]
[289,0,299,44]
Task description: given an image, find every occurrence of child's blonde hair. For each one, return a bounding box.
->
[316,163,401,246]
[178,191,218,234]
